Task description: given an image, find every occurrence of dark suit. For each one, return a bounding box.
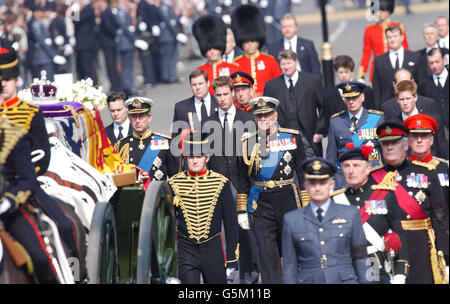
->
[98,7,121,91]
[263,71,325,157]
[372,50,420,108]
[323,85,376,132]
[171,94,219,138]
[419,74,449,133]
[381,95,448,159]
[105,121,133,146]
[282,200,370,284]
[267,36,321,76]
[416,47,449,88]
[74,3,99,84]
[49,16,71,74]
[27,16,55,81]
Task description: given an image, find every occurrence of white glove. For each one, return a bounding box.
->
[45,38,52,46]
[134,39,149,51]
[69,36,76,46]
[224,0,232,7]
[260,0,269,8]
[31,149,45,163]
[152,25,161,37]
[176,33,188,44]
[226,267,239,284]
[222,14,231,25]
[111,8,118,15]
[390,274,406,284]
[292,0,303,4]
[264,16,274,24]
[64,44,73,56]
[53,55,67,65]
[0,198,12,215]
[446,266,449,283]
[54,35,65,46]
[138,21,148,32]
[238,213,250,230]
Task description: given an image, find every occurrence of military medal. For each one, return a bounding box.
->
[414,190,426,204]
[394,171,402,182]
[257,60,265,70]
[139,140,145,150]
[283,164,292,175]
[438,173,449,187]
[365,200,387,215]
[283,151,292,163]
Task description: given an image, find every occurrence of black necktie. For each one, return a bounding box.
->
[289,78,295,93]
[117,126,124,140]
[288,41,292,51]
[317,208,323,222]
[350,116,357,133]
[223,112,232,155]
[200,99,208,125]
[394,52,400,71]
[224,54,228,62]
[436,76,443,88]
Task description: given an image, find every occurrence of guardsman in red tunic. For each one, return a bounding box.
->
[231,4,281,97]
[193,14,238,95]
[230,71,254,112]
[358,0,409,82]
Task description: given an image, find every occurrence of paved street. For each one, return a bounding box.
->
[99,0,449,141]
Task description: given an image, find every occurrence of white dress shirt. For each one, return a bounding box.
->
[218,105,236,132]
[223,49,235,63]
[114,119,130,139]
[194,93,212,122]
[348,107,364,124]
[439,34,449,49]
[310,199,331,220]
[433,67,448,87]
[283,71,299,89]
[389,47,404,69]
[284,36,301,71]
[402,107,419,121]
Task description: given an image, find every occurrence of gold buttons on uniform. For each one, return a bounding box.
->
[301,237,305,241]
[407,215,411,219]
[339,233,344,237]
[355,197,360,202]
[320,241,325,246]
[319,228,324,232]
[408,191,413,196]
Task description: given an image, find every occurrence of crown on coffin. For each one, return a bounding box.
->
[30,71,58,103]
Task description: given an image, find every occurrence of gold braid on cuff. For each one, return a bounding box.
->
[236,194,248,212]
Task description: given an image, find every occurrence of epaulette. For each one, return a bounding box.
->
[330,188,347,197]
[261,52,275,59]
[411,159,439,171]
[241,131,257,141]
[433,156,449,166]
[152,131,171,140]
[370,164,384,173]
[233,55,244,61]
[278,127,299,135]
[367,109,384,115]
[331,110,346,119]
[22,100,40,109]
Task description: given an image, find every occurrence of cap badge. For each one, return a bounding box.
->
[312,160,322,171]
[257,98,267,107]
[236,74,242,82]
[345,83,352,92]
[417,120,421,126]
[132,98,142,107]
[385,126,392,134]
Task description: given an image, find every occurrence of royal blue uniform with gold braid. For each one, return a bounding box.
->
[114,130,178,180]
[326,107,384,189]
[238,126,306,284]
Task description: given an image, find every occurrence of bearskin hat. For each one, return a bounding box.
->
[193,14,227,57]
[231,4,265,49]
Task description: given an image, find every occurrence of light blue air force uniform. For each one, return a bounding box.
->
[282,200,370,284]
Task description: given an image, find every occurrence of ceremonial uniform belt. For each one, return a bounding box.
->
[253,178,294,189]
[401,217,448,284]
[176,230,221,245]
[300,255,353,270]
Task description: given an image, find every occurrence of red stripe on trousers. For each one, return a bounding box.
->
[19,206,57,275]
